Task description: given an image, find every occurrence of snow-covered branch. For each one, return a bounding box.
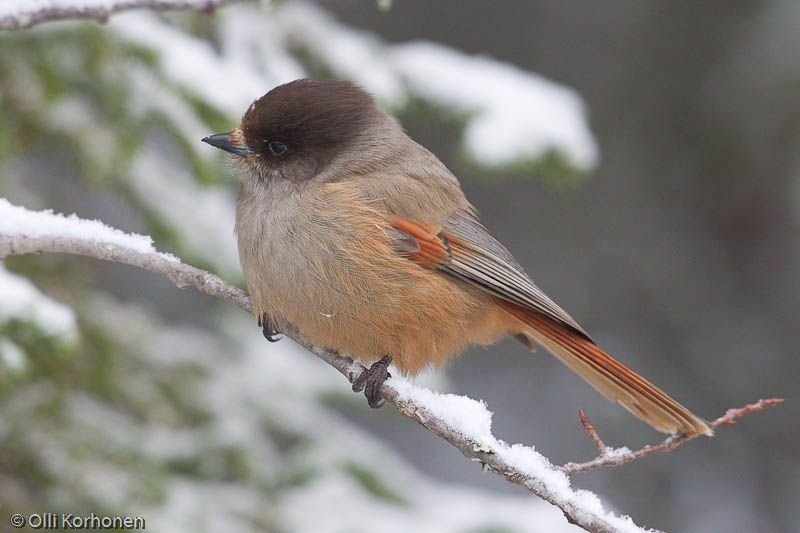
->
[560,400,783,475]
[0,198,648,533]
[0,0,248,30]
[0,198,782,532]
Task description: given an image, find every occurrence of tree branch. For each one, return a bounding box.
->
[560,399,784,475]
[0,206,647,533]
[0,201,782,532]
[0,0,250,31]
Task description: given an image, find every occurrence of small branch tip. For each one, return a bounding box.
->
[578,408,606,454]
[561,397,783,475]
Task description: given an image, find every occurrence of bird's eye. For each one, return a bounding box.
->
[268,141,287,155]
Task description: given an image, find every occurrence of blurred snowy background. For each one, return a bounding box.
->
[1,1,797,532]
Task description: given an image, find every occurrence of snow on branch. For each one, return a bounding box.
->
[0,0,248,30]
[2,1,598,174]
[0,198,782,532]
[560,400,783,475]
[0,199,643,532]
[0,198,250,311]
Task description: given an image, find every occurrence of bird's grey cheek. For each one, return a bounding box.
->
[278,158,321,183]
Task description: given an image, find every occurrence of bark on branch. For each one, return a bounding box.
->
[0,225,638,532]
[560,400,783,475]
[0,214,782,533]
[0,0,250,31]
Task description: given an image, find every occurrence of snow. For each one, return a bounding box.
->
[126,64,218,161]
[391,41,599,169]
[604,445,634,458]
[281,473,575,533]
[275,2,406,105]
[390,374,648,533]
[127,149,240,276]
[66,297,582,532]
[0,0,112,18]
[46,96,117,173]
[0,194,637,528]
[0,2,615,530]
[0,197,172,259]
[108,2,596,171]
[111,12,276,118]
[0,339,26,370]
[0,0,228,24]
[218,10,306,87]
[0,262,77,339]
[276,2,597,169]
[389,376,495,444]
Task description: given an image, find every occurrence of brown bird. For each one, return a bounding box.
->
[203,79,712,437]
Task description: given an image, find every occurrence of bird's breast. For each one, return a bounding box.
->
[235,180,501,373]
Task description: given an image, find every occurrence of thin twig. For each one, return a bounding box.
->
[579,408,607,455]
[560,399,784,475]
[0,0,250,31]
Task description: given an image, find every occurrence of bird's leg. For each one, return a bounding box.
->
[352,356,392,408]
[259,313,282,342]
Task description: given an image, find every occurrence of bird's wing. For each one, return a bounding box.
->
[391,209,593,342]
[391,210,714,437]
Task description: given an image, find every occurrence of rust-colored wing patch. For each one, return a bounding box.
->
[390,217,450,268]
[391,211,592,341]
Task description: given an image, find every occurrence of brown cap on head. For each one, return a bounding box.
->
[203,79,403,183]
[240,79,382,161]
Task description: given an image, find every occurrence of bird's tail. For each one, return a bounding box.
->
[502,303,712,437]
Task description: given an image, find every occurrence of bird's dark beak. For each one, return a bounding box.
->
[202,132,252,157]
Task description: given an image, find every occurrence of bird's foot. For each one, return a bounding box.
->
[352,356,392,408]
[259,313,282,342]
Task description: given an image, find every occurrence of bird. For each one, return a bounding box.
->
[202,78,712,437]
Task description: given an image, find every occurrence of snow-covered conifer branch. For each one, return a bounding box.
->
[0,198,782,532]
[0,198,649,533]
[0,0,249,30]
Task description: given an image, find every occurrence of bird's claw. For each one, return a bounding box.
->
[352,355,392,408]
[260,313,282,342]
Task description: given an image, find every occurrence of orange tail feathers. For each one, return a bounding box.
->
[501,303,712,437]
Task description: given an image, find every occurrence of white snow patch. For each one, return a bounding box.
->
[111,3,595,171]
[388,374,648,533]
[0,339,26,370]
[126,63,219,162]
[276,2,405,104]
[0,262,77,339]
[273,3,596,168]
[0,0,226,18]
[45,96,117,172]
[0,0,115,19]
[127,149,240,276]
[389,376,494,444]
[282,472,578,533]
[0,197,172,259]
[111,11,283,118]
[604,445,633,459]
[219,8,307,87]
[391,41,598,169]
[497,442,570,491]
